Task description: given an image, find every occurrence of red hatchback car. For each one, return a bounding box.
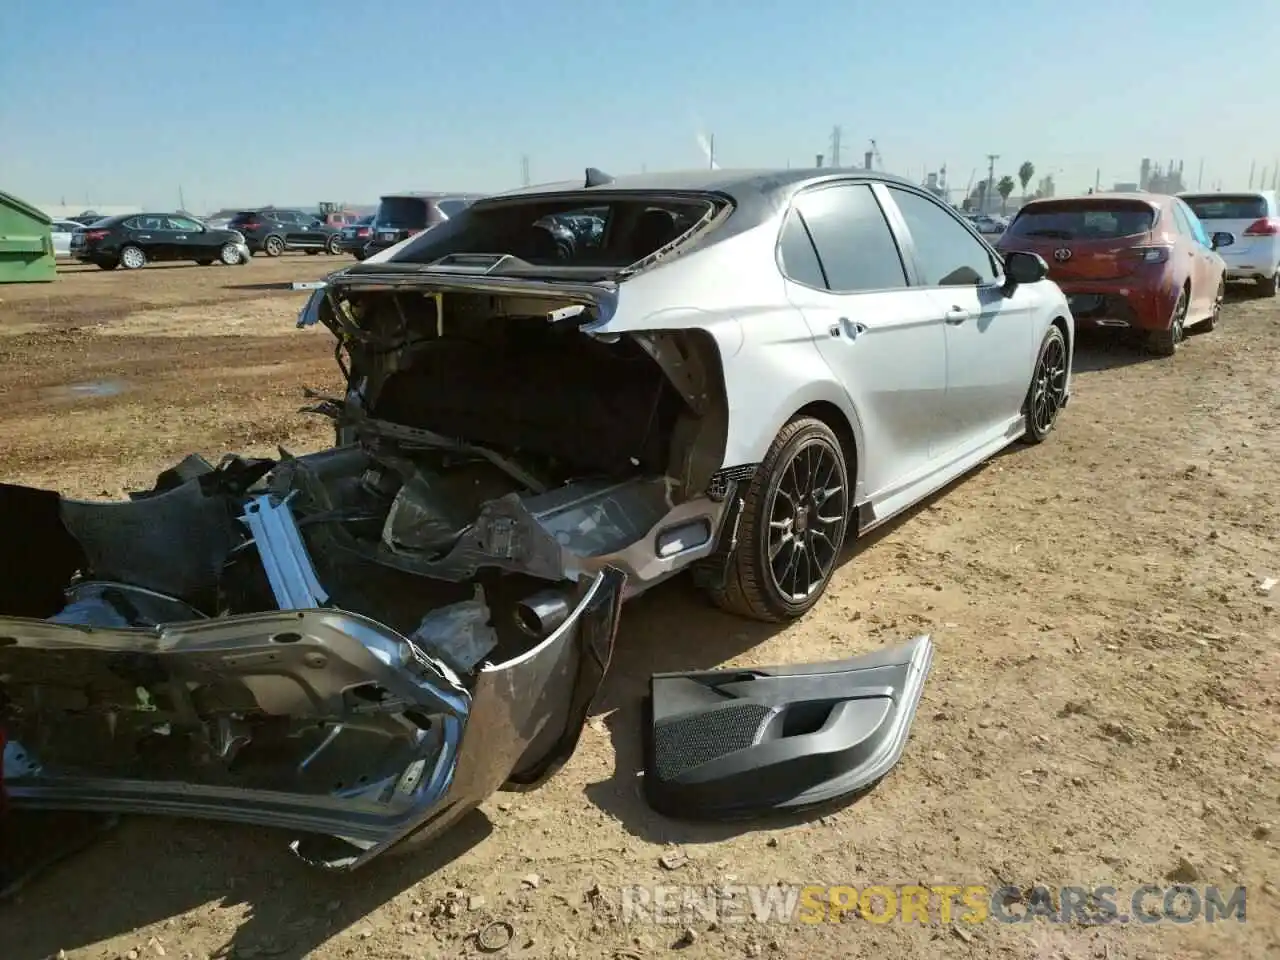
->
[997,194,1233,355]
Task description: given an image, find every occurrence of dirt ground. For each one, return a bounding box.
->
[0,256,1277,960]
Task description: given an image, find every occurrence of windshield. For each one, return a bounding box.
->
[393,195,715,270]
[375,197,431,229]
[1179,195,1268,221]
[1006,201,1154,241]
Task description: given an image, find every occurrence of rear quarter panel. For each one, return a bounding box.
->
[598,222,866,475]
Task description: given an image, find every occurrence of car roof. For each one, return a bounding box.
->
[495,167,917,203]
[1179,189,1276,201]
[1020,192,1164,211]
[380,192,482,201]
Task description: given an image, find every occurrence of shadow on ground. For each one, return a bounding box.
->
[0,812,492,960]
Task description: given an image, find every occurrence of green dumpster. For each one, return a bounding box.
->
[0,190,55,283]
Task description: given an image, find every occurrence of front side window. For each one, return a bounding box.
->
[792,184,908,293]
[1176,200,1211,247]
[888,187,998,287]
[167,216,203,231]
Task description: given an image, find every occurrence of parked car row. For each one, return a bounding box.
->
[996,189,1276,356]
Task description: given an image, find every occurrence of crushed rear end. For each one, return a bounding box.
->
[0,464,623,871]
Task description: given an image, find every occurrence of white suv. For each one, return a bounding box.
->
[1180,190,1280,295]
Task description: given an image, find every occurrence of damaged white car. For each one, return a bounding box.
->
[0,168,1070,869]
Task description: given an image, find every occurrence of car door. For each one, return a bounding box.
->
[884,186,1036,457]
[1172,200,1216,317]
[131,215,171,260]
[162,216,208,260]
[780,181,948,502]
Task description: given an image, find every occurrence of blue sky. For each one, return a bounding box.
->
[1,0,1274,211]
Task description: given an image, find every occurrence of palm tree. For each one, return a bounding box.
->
[1018,161,1035,199]
[997,176,1016,214]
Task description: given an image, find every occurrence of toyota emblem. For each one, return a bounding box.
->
[1053,248,1072,262]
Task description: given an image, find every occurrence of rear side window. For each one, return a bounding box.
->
[1006,201,1155,241]
[791,184,907,292]
[376,197,430,229]
[888,187,998,287]
[777,211,827,288]
[1180,194,1268,221]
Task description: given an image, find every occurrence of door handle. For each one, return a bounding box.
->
[829,317,866,340]
[944,307,970,324]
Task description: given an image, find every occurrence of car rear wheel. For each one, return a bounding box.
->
[1259,271,1279,297]
[119,245,146,270]
[1021,325,1068,445]
[325,234,341,255]
[706,416,850,623]
[1147,288,1187,357]
[218,243,242,266]
[263,235,285,257]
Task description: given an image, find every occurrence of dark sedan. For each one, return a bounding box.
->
[337,214,375,259]
[71,214,250,270]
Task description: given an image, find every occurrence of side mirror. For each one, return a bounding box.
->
[1004,250,1048,287]
[1211,231,1234,250]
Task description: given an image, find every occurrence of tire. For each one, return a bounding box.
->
[119,245,146,270]
[1146,287,1188,357]
[324,234,341,255]
[1259,271,1279,297]
[1203,279,1224,332]
[196,259,214,266]
[1021,325,1068,445]
[219,243,242,266]
[705,416,851,622]
[96,260,118,271]
[263,235,285,257]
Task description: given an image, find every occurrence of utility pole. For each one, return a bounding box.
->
[708,134,716,170]
[1196,158,1204,189]
[178,184,186,212]
[521,155,530,187]
[1094,168,1101,192]
[985,154,999,213]
[1248,160,1256,188]
[830,126,842,168]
